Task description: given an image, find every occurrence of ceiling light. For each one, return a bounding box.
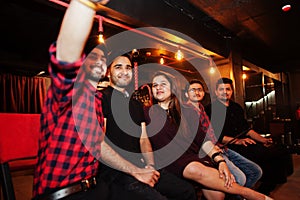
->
[98,16,105,43]
[132,49,139,58]
[175,49,184,61]
[160,57,165,65]
[98,33,104,43]
[242,65,251,71]
[242,73,247,79]
[282,4,291,12]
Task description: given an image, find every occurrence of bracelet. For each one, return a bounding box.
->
[77,0,98,10]
[216,159,226,168]
[211,151,223,162]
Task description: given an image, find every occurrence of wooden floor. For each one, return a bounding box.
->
[2,154,300,200]
[270,154,300,199]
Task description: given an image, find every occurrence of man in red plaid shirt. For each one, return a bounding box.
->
[33,0,159,199]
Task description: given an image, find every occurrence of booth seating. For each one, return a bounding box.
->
[0,113,40,200]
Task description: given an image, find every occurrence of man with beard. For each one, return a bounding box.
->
[99,53,197,200]
[33,1,159,199]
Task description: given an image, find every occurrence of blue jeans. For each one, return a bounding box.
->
[223,148,262,188]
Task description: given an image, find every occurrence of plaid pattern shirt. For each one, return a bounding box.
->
[185,102,217,144]
[33,43,104,197]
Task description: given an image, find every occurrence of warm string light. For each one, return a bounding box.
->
[98,34,104,43]
[175,49,184,61]
[208,58,215,74]
[98,16,104,43]
[242,73,247,79]
[160,57,165,65]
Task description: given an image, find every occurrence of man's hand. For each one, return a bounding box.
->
[234,138,256,146]
[132,168,160,187]
[263,137,273,147]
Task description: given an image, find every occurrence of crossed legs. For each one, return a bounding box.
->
[183,161,272,200]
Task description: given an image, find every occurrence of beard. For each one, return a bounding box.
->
[87,72,106,82]
[86,64,107,82]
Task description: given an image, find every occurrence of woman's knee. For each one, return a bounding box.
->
[183,162,207,180]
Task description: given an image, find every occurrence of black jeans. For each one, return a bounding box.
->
[99,165,197,200]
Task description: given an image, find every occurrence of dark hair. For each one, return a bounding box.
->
[216,77,233,90]
[185,79,205,92]
[107,52,133,69]
[84,39,108,56]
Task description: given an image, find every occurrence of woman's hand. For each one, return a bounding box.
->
[132,167,160,187]
[218,161,236,188]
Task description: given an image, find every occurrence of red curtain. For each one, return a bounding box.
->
[0,73,50,113]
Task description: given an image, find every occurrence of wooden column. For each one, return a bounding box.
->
[228,42,244,108]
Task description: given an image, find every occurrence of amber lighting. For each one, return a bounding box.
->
[242,73,247,79]
[98,16,104,43]
[175,49,184,61]
[209,67,215,74]
[242,65,251,71]
[160,57,165,65]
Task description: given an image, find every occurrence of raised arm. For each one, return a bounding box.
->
[56,0,104,63]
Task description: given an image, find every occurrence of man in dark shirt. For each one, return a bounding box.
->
[100,53,197,200]
[205,77,290,195]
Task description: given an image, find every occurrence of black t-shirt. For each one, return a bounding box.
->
[101,86,146,167]
[205,100,250,143]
